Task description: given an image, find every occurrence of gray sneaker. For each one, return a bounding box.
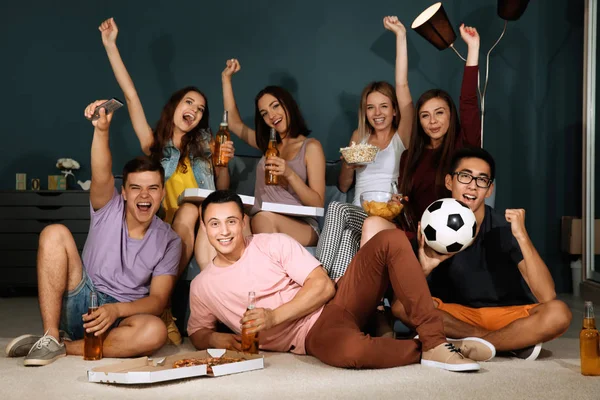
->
[5,334,42,357]
[23,332,66,366]
[6,330,70,358]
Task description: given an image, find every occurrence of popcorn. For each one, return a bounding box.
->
[340,142,379,164]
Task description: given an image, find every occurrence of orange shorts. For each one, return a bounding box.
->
[432,297,538,332]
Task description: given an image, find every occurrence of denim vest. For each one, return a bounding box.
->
[161,131,215,190]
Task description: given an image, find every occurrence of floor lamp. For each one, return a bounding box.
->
[411,0,531,148]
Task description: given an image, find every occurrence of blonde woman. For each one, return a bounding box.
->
[317,16,412,279]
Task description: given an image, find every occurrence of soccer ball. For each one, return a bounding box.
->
[420,198,477,254]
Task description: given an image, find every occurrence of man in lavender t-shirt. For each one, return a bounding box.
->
[6,101,181,367]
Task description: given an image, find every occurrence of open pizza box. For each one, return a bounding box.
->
[87,349,264,384]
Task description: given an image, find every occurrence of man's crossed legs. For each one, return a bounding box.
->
[5,225,167,366]
[392,294,572,361]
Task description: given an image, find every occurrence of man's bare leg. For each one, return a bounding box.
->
[392,298,572,351]
[65,314,167,357]
[392,298,488,337]
[37,225,84,340]
[479,300,572,351]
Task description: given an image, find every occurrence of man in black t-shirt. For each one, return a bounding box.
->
[393,147,572,361]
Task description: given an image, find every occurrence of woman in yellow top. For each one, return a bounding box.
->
[99,18,235,344]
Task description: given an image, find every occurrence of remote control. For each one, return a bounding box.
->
[89,98,124,121]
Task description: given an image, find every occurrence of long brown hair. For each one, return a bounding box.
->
[357,81,401,141]
[399,89,460,217]
[254,86,311,154]
[149,86,211,172]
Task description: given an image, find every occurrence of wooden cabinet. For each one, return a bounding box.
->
[0,190,90,288]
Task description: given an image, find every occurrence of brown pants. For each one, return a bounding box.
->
[305,229,445,368]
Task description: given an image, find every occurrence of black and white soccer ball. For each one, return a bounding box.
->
[420,198,477,254]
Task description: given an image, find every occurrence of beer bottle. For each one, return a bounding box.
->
[580,301,600,375]
[265,128,279,186]
[83,291,103,361]
[212,110,231,167]
[241,291,259,354]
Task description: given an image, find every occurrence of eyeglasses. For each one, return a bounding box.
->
[452,172,493,188]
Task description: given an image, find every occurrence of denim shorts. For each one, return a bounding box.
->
[59,268,121,340]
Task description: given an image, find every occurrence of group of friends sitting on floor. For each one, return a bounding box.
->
[5,15,572,372]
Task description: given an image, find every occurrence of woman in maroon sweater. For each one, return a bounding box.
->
[361,23,481,243]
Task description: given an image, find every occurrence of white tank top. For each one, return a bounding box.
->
[353,133,406,206]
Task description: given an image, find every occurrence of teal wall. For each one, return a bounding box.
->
[1,1,583,292]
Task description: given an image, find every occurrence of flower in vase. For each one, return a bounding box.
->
[56,158,81,171]
[56,158,81,188]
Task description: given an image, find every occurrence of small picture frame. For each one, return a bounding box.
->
[48,175,66,191]
[16,173,26,191]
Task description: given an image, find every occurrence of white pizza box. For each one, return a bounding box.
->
[260,201,324,218]
[87,349,264,385]
[178,188,255,210]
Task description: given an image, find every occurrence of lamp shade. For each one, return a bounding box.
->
[411,2,456,51]
[497,0,530,21]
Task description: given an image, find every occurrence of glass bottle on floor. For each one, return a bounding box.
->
[580,301,600,375]
[83,291,103,361]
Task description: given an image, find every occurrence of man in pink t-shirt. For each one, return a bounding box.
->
[188,191,495,371]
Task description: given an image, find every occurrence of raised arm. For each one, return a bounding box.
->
[221,59,258,149]
[338,130,362,193]
[84,100,116,211]
[457,24,481,148]
[383,16,413,149]
[99,18,154,154]
[506,209,556,303]
[241,266,335,334]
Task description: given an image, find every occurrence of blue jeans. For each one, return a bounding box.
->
[59,268,121,340]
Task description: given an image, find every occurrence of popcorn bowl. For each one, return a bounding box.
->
[340,143,379,165]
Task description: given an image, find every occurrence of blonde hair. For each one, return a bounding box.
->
[356,81,400,142]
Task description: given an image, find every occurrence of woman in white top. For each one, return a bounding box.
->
[352,130,405,206]
[317,16,413,279]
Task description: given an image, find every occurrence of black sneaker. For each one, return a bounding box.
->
[509,343,542,360]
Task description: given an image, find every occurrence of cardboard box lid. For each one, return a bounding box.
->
[178,188,324,217]
[88,349,263,385]
[179,188,255,207]
[260,201,324,217]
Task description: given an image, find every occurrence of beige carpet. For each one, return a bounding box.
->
[1,296,599,400]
